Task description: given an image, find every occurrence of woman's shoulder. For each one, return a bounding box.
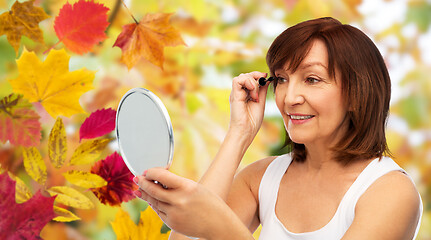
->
[235,155,283,194]
[358,169,421,211]
[351,169,422,238]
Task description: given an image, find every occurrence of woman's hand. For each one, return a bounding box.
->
[229,71,270,144]
[134,168,254,240]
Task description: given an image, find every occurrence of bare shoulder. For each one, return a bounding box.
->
[344,170,421,240]
[358,170,421,214]
[234,156,279,196]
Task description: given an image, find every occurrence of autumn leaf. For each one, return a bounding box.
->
[9,48,95,118]
[6,172,33,203]
[53,206,81,222]
[22,146,47,185]
[48,117,67,168]
[0,0,50,55]
[111,208,138,239]
[47,186,94,209]
[53,0,110,54]
[91,152,137,206]
[13,174,33,203]
[113,12,186,69]
[79,108,116,141]
[69,138,112,165]
[0,94,41,147]
[63,170,107,188]
[111,207,170,240]
[0,172,56,239]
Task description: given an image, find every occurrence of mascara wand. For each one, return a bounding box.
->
[258,77,274,86]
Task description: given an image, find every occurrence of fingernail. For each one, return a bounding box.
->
[143,170,148,176]
[134,190,142,197]
[133,176,138,184]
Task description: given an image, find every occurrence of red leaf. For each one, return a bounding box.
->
[0,94,41,147]
[91,152,137,206]
[0,172,56,239]
[79,108,116,141]
[53,0,109,54]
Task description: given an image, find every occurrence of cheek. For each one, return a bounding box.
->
[274,90,285,111]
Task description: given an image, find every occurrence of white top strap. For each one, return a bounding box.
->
[258,154,292,225]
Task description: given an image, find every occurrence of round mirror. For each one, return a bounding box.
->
[116,88,174,176]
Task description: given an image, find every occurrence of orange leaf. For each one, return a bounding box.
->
[113,13,186,69]
[0,0,50,55]
[53,0,109,54]
[0,94,41,147]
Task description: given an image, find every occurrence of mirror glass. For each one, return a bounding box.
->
[116,88,174,176]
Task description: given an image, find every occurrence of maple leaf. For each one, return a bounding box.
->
[9,48,95,118]
[79,108,116,141]
[91,152,137,206]
[0,0,49,55]
[0,172,56,239]
[111,207,170,240]
[0,94,41,147]
[53,0,109,54]
[113,12,186,69]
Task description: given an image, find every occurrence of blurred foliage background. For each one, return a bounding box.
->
[0,0,430,239]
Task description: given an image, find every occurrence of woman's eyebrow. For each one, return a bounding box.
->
[299,61,328,70]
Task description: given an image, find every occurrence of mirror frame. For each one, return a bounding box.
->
[115,88,174,175]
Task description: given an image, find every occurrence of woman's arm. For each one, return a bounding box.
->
[199,71,270,200]
[135,168,255,240]
[166,157,274,240]
[342,171,421,240]
[138,71,271,239]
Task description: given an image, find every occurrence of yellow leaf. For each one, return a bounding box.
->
[9,49,95,118]
[53,206,81,222]
[47,186,94,209]
[63,170,107,188]
[111,208,138,239]
[113,12,186,69]
[69,138,112,165]
[22,147,47,185]
[136,207,170,240]
[111,207,170,240]
[7,172,33,203]
[48,117,67,168]
[0,0,50,55]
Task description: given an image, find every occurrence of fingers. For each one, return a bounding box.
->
[145,168,185,189]
[134,168,189,204]
[135,175,172,204]
[232,71,267,102]
[135,188,170,214]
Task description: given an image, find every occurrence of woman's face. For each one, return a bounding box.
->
[275,40,348,147]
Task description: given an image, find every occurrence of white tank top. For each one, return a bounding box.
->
[258,154,423,240]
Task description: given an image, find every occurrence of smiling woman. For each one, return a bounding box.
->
[134,17,423,240]
[267,17,392,165]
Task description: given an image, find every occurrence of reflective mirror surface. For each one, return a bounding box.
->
[116,88,174,176]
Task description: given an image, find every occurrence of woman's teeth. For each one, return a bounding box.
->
[290,115,314,120]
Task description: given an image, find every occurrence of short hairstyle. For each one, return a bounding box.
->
[266,17,392,165]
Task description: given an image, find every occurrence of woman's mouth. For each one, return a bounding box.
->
[288,114,315,124]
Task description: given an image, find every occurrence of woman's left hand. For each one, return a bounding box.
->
[134,168,250,239]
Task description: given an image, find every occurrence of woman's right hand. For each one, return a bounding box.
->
[229,71,270,144]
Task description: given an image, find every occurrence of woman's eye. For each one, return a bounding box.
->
[306,77,320,84]
[276,77,287,83]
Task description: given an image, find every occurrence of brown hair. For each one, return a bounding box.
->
[266,17,392,165]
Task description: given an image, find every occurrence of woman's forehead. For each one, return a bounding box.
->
[277,40,329,74]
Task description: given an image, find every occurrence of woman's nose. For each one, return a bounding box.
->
[284,81,305,106]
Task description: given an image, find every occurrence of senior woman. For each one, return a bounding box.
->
[134,17,423,240]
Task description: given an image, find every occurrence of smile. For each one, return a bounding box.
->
[289,115,314,120]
